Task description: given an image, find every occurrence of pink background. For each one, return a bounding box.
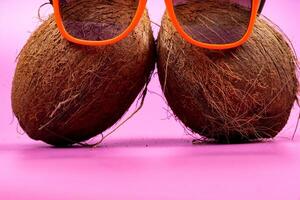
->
[1,1,300,199]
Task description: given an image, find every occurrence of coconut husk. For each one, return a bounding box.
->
[157,3,298,143]
[12,2,155,146]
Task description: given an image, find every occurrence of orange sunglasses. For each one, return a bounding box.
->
[50,0,266,50]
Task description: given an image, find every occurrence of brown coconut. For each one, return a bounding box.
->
[157,3,298,143]
[12,2,155,146]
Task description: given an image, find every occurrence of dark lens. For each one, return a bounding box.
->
[59,0,139,41]
[173,0,252,45]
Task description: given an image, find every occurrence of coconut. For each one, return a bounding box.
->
[12,2,155,146]
[157,4,298,143]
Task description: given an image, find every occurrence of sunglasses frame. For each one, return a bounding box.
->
[52,0,265,49]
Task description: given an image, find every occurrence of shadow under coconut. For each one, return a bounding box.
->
[0,137,295,162]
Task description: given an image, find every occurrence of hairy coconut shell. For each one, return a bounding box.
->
[12,6,155,146]
[157,10,298,143]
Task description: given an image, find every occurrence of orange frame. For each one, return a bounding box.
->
[52,0,261,50]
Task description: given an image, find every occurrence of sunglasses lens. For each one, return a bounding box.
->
[58,0,139,41]
[173,0,253,45]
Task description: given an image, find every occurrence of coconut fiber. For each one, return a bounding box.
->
[12,2,155,146]
[157,2,298,143]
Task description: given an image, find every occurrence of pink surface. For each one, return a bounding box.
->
[1,1,300,199]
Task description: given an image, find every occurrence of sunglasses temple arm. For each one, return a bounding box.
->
[49,0,265,14]
[258,0,266,14]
